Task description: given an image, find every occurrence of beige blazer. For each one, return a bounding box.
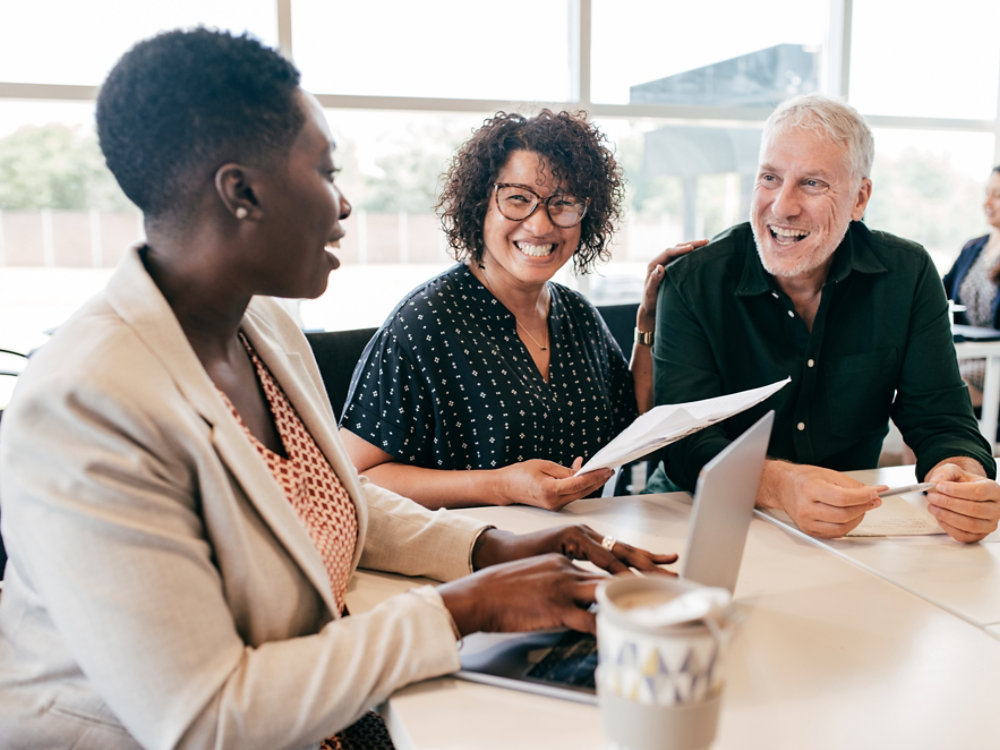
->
[0,247,487,750]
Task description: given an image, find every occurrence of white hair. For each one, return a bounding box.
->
[762,93,874,181]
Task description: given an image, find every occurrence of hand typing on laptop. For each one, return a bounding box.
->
[439,525,677,637]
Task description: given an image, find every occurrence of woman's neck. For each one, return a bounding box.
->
[469,261,550,322]
[140,237,250,365]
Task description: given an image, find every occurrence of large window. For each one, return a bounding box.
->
[2,0,999,354]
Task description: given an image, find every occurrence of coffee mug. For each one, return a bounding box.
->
[595,575,736,750]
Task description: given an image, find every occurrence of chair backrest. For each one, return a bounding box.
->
[305,327,379,418]
[596,302,639,358]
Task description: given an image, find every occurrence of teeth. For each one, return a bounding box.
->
[770,226,808,240]
[326,240,341,249]
[515,242,555,257]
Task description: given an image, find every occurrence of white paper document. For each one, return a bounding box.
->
[763,493,945,537]
[574,377,791,475]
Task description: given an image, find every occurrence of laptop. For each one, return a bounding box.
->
[454,410,774,704]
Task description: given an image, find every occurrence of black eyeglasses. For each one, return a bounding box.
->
[493,183,589,228]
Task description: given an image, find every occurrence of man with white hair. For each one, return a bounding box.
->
[649,94,1000,542]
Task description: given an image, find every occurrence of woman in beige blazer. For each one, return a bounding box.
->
[0,28,675,750]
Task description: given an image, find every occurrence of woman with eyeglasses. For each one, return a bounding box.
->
[340,111,700,510]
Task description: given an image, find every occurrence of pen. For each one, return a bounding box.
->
[877,482,935,498]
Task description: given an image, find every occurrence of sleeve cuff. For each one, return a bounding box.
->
[407,585,461,641]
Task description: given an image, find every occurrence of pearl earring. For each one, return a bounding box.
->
[235,207,248,220]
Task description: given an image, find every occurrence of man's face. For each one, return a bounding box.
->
[750,125,872,282]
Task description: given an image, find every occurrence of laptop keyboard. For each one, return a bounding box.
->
[525,630,598,689]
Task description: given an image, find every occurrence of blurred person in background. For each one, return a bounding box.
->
[943,165,1000,407]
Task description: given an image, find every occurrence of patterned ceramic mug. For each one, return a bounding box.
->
[595,575,735,750]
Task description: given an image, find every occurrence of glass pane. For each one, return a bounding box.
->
[576,117,756,305]
[850,0,1000,120]
[293,1,572,101]
[300,110,756,329]
[591,0,828,106]
[866,129,998,273]
[0,0,277,85]
[299,108,491,333]
[0,103,139,350]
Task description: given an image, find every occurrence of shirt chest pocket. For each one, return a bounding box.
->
[824,348,900,436]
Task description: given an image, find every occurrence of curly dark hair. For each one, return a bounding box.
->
[96,27,303,219]
[436,110,625,274]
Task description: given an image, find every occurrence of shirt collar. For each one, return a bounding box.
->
[459,262,563,322]
[736,221,889,297]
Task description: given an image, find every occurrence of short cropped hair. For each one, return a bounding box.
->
[437,110,625,274]
[96,27,303,219]
[763,94,875,182]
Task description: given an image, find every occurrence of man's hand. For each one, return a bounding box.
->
[925,460,1000,543]
[756,460,882,538]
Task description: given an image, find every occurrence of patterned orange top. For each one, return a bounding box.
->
[221,336,359,612]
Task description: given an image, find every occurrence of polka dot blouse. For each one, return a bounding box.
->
[341,263,637,471]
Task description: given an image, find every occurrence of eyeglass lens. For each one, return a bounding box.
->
[495,184,587,228]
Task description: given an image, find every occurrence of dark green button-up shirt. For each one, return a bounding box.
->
[650,220,995,492]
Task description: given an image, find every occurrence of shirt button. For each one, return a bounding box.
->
[797,422,806,431]
[807,359,815,367]
[787,310,795,318]
[771,292,780,299]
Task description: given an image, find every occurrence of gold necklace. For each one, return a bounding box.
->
[516,319,549,351]
[477,268,550,352]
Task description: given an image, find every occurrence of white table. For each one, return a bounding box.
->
[776,465,1000,631]
[347,493,1000,749]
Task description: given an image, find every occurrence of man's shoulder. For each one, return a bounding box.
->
[855,222,927,257]
[667,222,755,281]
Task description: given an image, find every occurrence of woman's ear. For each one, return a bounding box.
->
[215,163,259,221]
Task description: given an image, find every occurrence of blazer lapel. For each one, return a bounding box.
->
[103,247,340,615]
[241,304,370,572]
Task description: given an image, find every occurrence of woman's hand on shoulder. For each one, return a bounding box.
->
[441,527,678,635]
[638,239,709,330]
[494,459,613,510]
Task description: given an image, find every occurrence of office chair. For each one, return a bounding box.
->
[595,303,652,494]
[594,302,639,360]
[304,328,379,418]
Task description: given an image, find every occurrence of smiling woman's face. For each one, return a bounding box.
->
[479,149,581,290]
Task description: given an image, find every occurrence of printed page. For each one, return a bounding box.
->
[575,377,791,475]
[763,492,944,537]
